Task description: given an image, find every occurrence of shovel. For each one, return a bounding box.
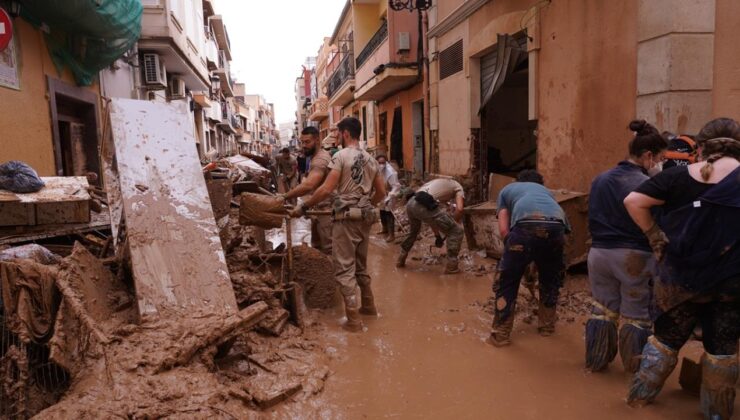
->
[239,192,330,228]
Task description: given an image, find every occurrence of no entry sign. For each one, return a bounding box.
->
[0,7,12,52]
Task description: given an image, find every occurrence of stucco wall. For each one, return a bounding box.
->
[377,83,423,170]
[536,0,638,191]
[0,19,98,176]
[712,0,740,120]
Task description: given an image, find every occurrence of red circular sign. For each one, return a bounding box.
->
[0,8,13,52]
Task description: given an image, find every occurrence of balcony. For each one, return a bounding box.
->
[327,54,355,107]
[209,15,231,60]
[356,20,387,69]
[214,50,234,97]
[218,104,237,134]
[206,100,222,122]
[204,30,219,71]
[192,91,211,108]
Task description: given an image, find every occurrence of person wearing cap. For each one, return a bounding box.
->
[663,134,698,169]
[376,154,402,242]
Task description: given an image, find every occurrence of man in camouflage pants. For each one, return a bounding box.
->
[396,178,465,274]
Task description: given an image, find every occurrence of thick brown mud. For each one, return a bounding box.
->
[269,233,737,419]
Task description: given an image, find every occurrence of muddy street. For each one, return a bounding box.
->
[272,234,733,419]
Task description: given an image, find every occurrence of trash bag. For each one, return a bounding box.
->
[0,161,45,193]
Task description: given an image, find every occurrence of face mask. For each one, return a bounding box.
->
[647,160,663,177]
[378,163,386,172]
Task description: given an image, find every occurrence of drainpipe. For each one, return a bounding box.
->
[131,43,143,100]
[421,10,430,178]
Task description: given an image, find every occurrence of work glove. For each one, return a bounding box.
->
[644,223,669,261]
[435,234,446,248]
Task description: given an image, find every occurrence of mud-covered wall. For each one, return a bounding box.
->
[712,0,740,120]
[0,19,100,176]
[536,0,638,192]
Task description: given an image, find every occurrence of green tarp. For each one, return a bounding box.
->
[20,0,142,86]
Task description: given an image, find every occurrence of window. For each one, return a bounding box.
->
[439,39,463,80]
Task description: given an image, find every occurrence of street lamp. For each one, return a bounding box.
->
[388,0,431,11]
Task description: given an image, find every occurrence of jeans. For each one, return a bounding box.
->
[493,223,566,321]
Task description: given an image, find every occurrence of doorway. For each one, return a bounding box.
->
[390,107,403,168]
[411,100,424,177]
[479,36,535,199]
[48,77,101,182]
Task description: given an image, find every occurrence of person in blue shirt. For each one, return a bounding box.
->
[488,170,570,347]
[585,119,667,373]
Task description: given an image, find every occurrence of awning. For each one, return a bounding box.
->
[478,34,527,114]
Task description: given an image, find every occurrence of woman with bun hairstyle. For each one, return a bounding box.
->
[585,120,667,373]
[624,117,740,419]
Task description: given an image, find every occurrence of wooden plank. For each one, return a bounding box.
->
[0,211,110,245]
[107,98,237,320]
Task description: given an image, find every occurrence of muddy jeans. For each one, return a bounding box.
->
[587,248,655,322]
[494,222,565,321]
[332,218,372,298]
[654,279,740,355]
[400,197,463,260]
[311,214,332,255]
[380,210,395,233]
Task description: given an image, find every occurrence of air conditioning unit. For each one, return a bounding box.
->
[397,32,411,52]
[169,77,186,99]
[142,53,167,88]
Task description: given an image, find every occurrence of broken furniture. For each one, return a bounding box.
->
[0,177,91,227]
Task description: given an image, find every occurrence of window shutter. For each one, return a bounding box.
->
[439,39,463,80]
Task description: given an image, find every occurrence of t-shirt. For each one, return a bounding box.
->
[634,166,714,214]
[588,161,651,251]
[497,182,569,230]
[307,149,333,208]
[328,146,379,206]
[275,155,297,176]
[418,178,465,203]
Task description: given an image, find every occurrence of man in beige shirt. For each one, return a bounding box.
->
[274,148,298,194]
[397,177,465,273]
[291,117,386,332]
[280,126,333,254]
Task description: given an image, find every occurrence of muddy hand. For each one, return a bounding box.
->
[288,203,306,218]
[644,223,669,261]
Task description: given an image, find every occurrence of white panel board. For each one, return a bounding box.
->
[108,98,237,319]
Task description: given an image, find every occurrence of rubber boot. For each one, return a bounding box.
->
[488,312,515,347]
[700,353,738,420]
[585,318,618,372]
[619,322,651,373]
[396,250,408,268]
[358,284,378,316]
[627,336,678,407]
[444,258,460,274]
[342,295,363,332]
[537,302,557,336]
[385,217,395,243]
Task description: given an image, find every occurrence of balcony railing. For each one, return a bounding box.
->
[356,20,388,69]
[327,53,355,99]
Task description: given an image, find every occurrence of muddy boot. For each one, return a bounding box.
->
[537,302,557,336]
[385,217,395,242]
[396,250,408,268]
[619,321,651,373]
[488,312,514,347]
[358,284,378,316]
[342,295,363,332]
[444,259,460,274]
[585,318,618,372]
[700,353,738,420]
[627,336,678,407]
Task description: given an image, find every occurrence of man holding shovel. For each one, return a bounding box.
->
[290,117,387,332]
[280,126,334,254]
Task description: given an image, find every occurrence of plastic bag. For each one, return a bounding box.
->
[0,161,45,193]
[0,244,61,265]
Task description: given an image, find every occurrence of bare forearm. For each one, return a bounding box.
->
[284,181,313,200]
[304,185,330,208]
[625,205,655,232]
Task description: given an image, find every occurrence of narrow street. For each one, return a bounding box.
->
[275,234,723,419]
